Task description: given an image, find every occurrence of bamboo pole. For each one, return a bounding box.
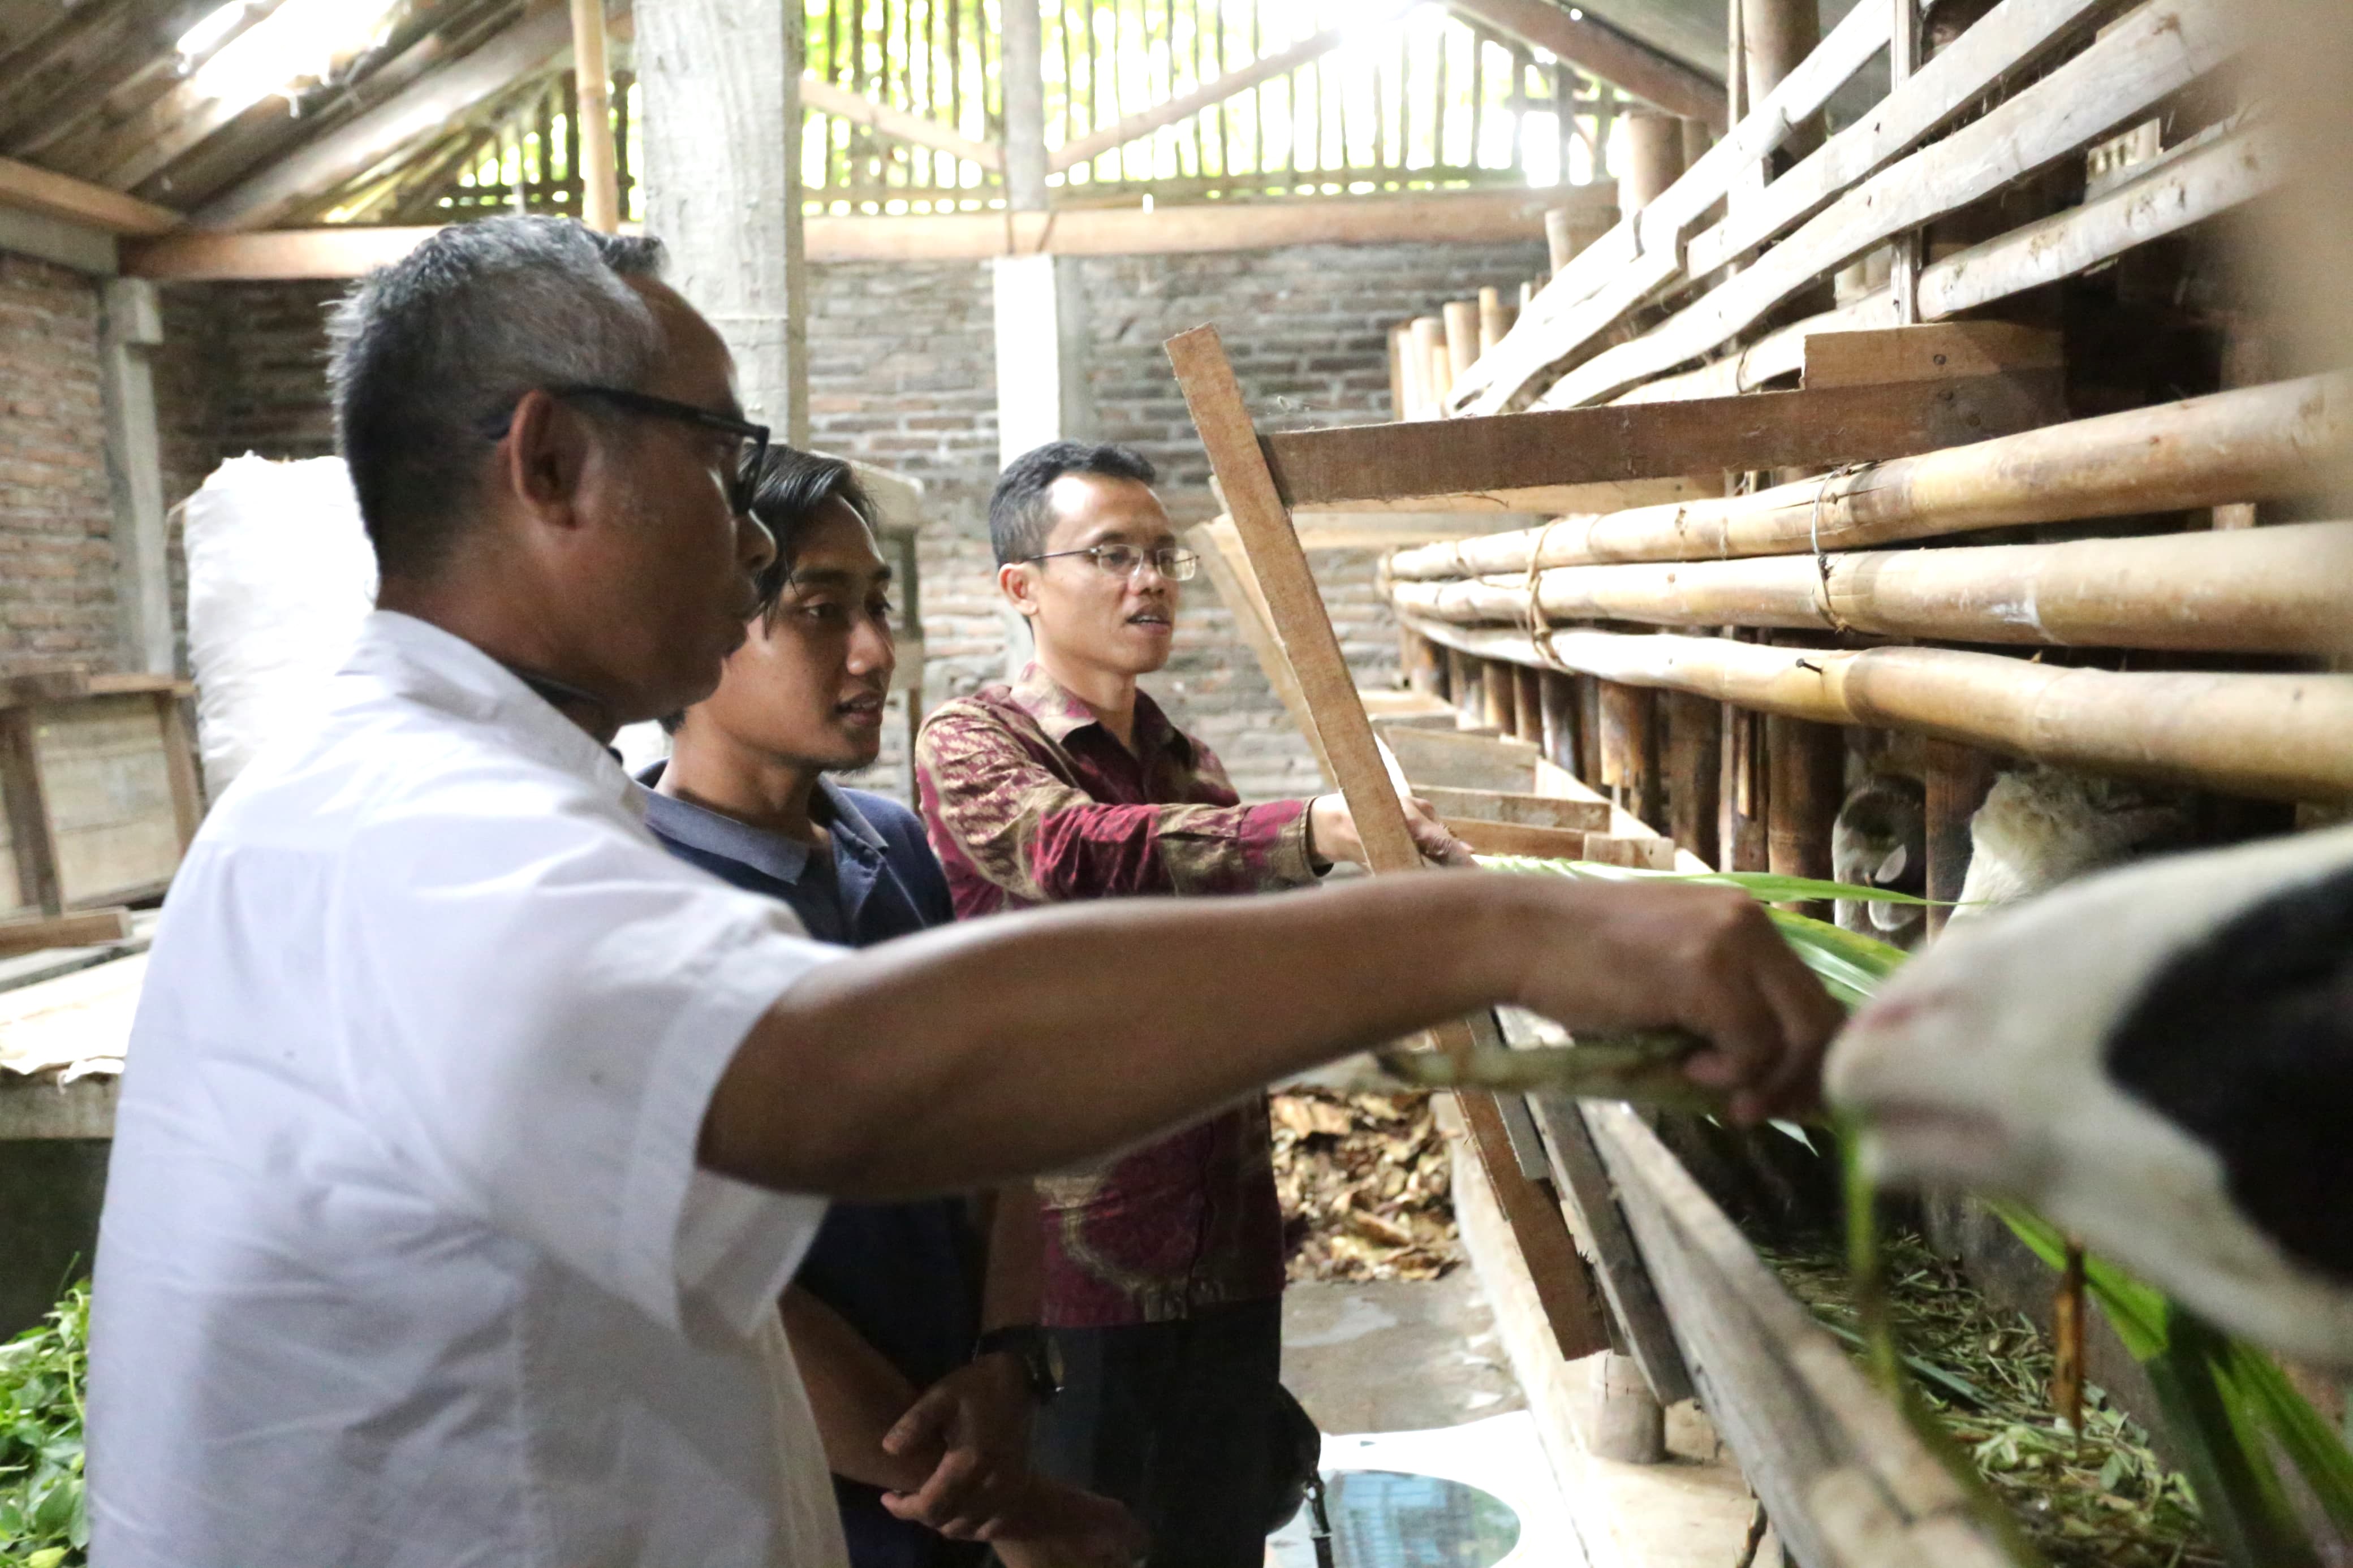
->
[1388,519,2353,656]
[1618,111,1687,218]
[1479,287,1514,355]
[1389,374,2353,579]
[569,0,620,232]
[1445,300,1482,383]
[1545,206,1578,275]
[1396,613,2353,802]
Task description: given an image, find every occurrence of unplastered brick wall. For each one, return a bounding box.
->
[0,253,119,676]
[140,234,1548,803]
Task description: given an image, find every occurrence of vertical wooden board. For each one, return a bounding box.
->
[1483,658,1518,736]
[1925,738,1997,937]
[1511,666,1545,746]
[0,710,61,917]
[1167,325,1609,1363]
[1537,669,1579,776]
[1666,692,1722,868]
[0,784,23,915]
[154,690,204,852]
[1766,712,1845,919]
[38,696,182,905]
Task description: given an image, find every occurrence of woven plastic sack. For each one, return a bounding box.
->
[182,455,377,799]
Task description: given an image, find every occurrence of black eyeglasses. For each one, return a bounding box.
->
[484,385,771,516]
[1024,543,1200,582]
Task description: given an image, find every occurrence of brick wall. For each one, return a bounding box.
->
[139,235,1547,800]
[0,254,119,676]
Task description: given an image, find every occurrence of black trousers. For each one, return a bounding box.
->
[1033,1299,1285,1568]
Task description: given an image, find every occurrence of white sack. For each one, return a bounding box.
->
[183,455,377,799]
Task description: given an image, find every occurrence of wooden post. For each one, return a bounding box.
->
[0,709,61,916]
[637,0,809,442]
[154,690,204,852]
[1165,324,1611,1364]
[1589,1350,1668,1462]
[1766,714,1843,919]
[1450,648,1486,731]
[1404,628,1448,698]
[1387,323,1412,420]
[1478,286,1514,355]
[1483,658,1518,737]
[569,0,620,232]
[1665,692,1721,868]
[1723,700,1770,872]
[1539,670,1579,777]
[1924,738,1997,938]
[1617,111,1686,218]
[1743,0,1824,159]
[1599,681,1662,828]
[98,279,172,675]
[1887,0,1923,322]
[1512,666,1546,746]
[1544,206,1578,275]
[1576,675,1604,792]
[1412,316,1449,411]
[1443,300,1481,382]
[1397,321,1431,419]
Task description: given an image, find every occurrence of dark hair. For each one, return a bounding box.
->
[745,447,880,617]
[988,440,1156,566]
[326,215,668,578]
[657,448,880,735]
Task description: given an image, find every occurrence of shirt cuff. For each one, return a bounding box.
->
[1260,799,1318,888]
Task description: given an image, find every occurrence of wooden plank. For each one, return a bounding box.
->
[153,691,203,854]
[1448,0,1894,413]
[803,75,1006,172]
[0,153,179,237]
[1685,0,2111,279]
[1535,0,2235,412]
[1918,116,2282,320]
[1167,325,1609,1364]
[1398,613,2353,803]
[1443,0,1726,127]
[1803,321,2065,388]
[1374,724,1540,793]
[1444,819,1593,859]
[1288,477,1707,517]
[40,696,184,907]
[1583,1101,2020,1567]
[1262,378,2055,510]
[1188,522,1335,787]
[0,1075,118,1141]
[0,710,61,917]
[0,909,132,959]
[1583,834,1680,871]
[1416,786,1611,833]
[191,6,579,231]
[1528,1094,1696,1406]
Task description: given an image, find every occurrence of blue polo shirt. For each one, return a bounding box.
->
[638,766,984,1568]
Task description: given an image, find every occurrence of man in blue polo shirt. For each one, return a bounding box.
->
[640,448,1135,1568]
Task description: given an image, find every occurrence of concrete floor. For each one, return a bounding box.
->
[1281,1271,1525,1435]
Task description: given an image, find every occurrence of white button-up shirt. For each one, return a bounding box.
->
[89,611,850,1568]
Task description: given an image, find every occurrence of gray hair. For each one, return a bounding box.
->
[326,215,669,577]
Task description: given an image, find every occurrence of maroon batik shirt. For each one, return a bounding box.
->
[915,664,1317,1328]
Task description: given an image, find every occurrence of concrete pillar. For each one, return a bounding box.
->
[992,253,1096,468]
[99,278,173,675]
[637,0,809,443]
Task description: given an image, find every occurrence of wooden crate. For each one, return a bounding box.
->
[1,673,201,919]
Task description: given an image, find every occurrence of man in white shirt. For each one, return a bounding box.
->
[87,215,1839,1568]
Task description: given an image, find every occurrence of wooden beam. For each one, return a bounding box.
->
[0,153,178,236]
[1397,613,2353,803]
[124,187,1592,279]
[1391,374,2353,575]
[1415,787,1611,833]
[1442,0,1726,129]
[0,1075,120,1141]
[1443,818,1594,858]
[571,0,622,232]
[1049,26,1348,172]
[1260,377,2057,512]
[1534,0,2234,412]
[191,6,579,232]
[801,75,1005,172]
[0,908,132,959]
[1166,323,1611,1364]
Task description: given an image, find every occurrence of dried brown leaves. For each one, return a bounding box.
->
[1271,1088,1462,1282]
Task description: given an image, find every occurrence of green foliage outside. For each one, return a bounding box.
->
[0,1283,87,1566]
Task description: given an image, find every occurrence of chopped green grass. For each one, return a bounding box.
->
[1,1282,88,1566]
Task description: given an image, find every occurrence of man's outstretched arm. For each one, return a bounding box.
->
[700,871,1840,1200]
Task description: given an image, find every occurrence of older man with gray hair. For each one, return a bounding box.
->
[86,215,1838,1568]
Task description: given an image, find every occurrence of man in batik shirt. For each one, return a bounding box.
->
[915,441,1464,1565]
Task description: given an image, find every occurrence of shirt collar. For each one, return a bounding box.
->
[1005,663,1188,760]
[634,768,884,887]
[344,610,637,811]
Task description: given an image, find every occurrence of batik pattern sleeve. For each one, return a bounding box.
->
[915,700,1315,906]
